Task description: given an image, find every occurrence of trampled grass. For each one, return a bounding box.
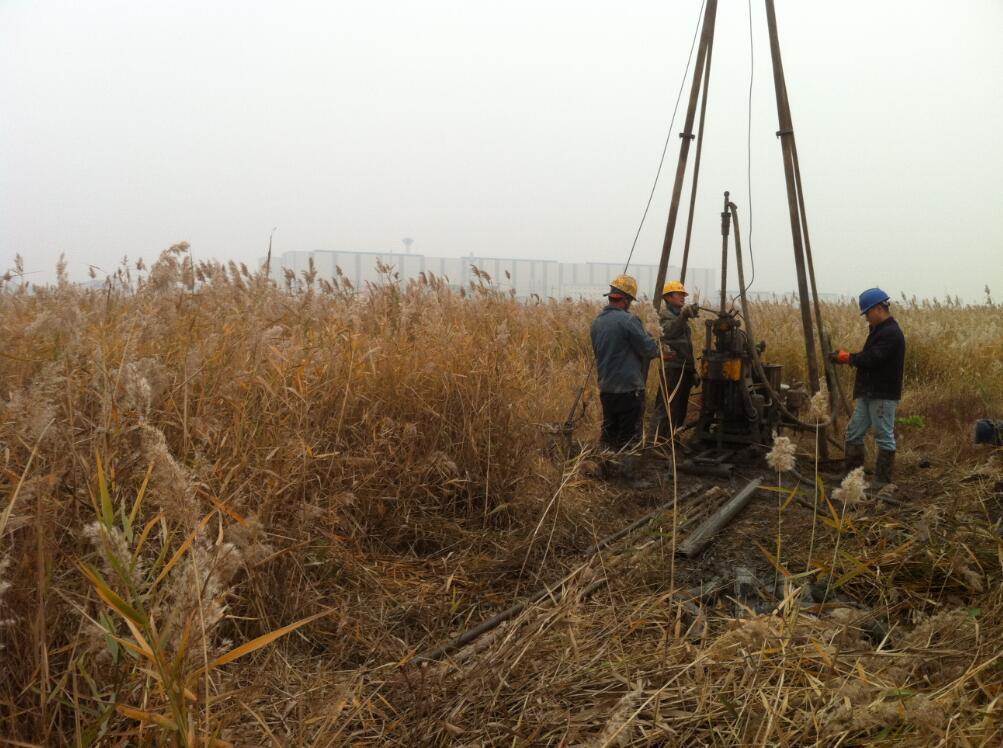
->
[1,245,1001,744]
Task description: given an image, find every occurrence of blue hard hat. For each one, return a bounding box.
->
[858,287,890,315]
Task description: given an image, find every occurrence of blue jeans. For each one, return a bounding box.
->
[846,398,898,452]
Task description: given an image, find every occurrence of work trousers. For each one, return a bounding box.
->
[651,366,695,439]
[846,397,898,452]
[599,390,645,451]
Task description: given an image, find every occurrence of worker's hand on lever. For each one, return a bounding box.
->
[682,303,701,319]
[828,350,851,365]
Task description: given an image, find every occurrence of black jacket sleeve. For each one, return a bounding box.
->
[850,319,904,370]
[850,334,897,369]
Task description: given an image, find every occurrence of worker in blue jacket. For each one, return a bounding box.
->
[830,287,906,486]
[590,274,660,457]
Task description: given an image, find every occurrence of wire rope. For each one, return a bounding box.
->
[565,1,710,430]
[622,0,707,274]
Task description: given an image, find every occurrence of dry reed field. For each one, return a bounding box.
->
[2,244,1002,746]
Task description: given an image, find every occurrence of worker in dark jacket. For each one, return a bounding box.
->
[650,280,700,439]
[590,274,660,454]
[830,287,906,486]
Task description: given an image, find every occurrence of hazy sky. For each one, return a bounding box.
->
[2,1,1001,300]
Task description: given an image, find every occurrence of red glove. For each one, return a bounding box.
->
[836,350,850,364]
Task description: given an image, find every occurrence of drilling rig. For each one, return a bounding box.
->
[649,0,850,472]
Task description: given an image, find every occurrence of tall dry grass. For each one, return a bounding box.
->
[1,245,1001,744]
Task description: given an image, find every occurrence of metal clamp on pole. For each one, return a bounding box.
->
[775,128,793,137]
[679,132,696,140]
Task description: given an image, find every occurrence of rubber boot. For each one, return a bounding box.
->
[874,449,895,488]
[844,443,865,471]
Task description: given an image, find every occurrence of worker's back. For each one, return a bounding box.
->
[590,306,658,394]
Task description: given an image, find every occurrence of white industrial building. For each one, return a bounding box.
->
[272,250,717,302]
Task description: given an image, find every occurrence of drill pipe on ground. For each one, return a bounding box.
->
[677,477,762,557]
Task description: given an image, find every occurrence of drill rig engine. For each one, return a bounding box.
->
[694,309,782,450]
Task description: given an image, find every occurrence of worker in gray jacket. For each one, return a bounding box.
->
[650,280,700,440]
[590,274,660,453]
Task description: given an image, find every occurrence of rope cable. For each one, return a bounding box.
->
[565,0,709,430]
[622,0,707,274]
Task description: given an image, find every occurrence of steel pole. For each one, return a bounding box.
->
[790,145,852,417]
[654,0,719,309]
[679,20,715,286]
[763,0,822,398]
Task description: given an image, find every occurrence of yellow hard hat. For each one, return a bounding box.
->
[662,280,688,296]
[606,274,638,300]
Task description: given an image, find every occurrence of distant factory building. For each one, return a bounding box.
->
[272,250,717,302]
